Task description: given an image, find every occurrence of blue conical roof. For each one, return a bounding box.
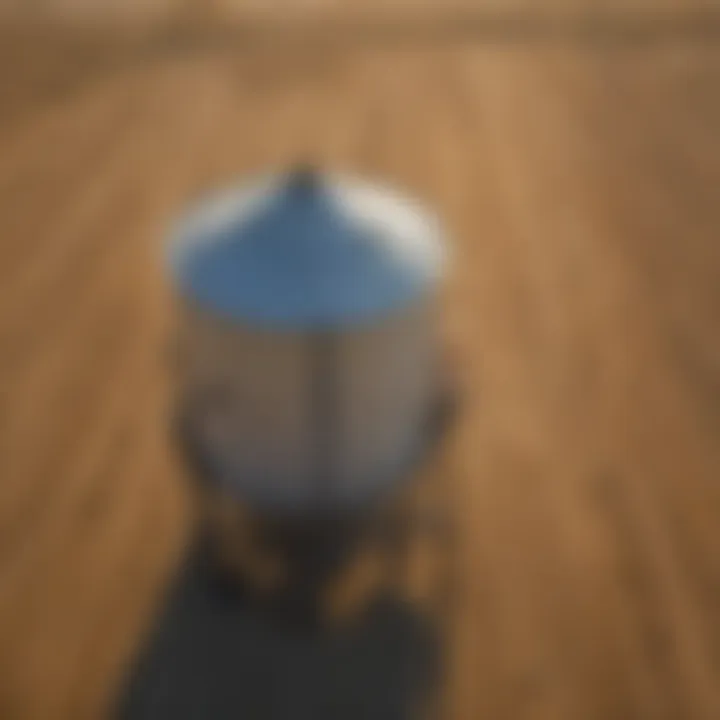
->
[167,169,446,330]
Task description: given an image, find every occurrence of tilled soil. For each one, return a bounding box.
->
[1,5,720,719]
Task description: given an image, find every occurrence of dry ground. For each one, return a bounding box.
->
[1,2,720,719]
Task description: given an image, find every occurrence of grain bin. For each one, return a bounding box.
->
[167,167,457,626]
[169,167,448,512]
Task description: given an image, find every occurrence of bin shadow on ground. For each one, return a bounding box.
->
[115,541,443,720]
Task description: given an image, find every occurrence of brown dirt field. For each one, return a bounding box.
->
[1,3,720,719]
